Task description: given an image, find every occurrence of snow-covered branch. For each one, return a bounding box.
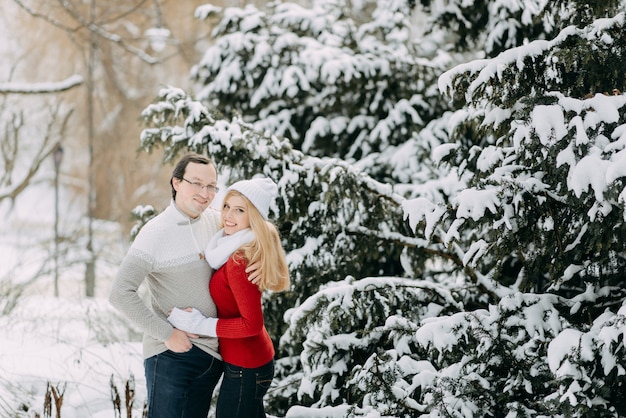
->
[0,75,83,94]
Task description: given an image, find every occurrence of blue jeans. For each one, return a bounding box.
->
[216,359,274,418]
[144,346,223,418]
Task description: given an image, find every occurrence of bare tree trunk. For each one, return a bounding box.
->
[85,0,97,298]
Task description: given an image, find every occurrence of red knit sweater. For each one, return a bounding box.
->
[210,255,275,368]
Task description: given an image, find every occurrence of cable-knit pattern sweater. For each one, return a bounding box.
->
[109,201,221,359]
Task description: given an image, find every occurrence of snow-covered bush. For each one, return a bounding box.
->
[272,276,462,417]
[415,293,567,417]
[545,303,626,417]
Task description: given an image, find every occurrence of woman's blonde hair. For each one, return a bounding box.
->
[225,190,290,292]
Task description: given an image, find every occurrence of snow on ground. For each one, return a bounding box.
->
[0,296,145,417]
[0,182,146,417]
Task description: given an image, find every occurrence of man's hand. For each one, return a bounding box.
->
[164,328,198,353]
[246,261,261,285]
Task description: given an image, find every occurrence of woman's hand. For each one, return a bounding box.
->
[168,307,218,338]
[246,261,261,285]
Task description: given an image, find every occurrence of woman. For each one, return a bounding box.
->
[168,177,290,417]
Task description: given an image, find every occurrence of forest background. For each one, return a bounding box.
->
[1,0,626,417]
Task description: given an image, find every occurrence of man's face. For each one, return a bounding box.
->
[172,162,218,218]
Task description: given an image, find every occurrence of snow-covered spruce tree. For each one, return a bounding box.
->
[427,11,626,302]
[188,0,448,177]
[399,10,626,417]
[418,0,623,57]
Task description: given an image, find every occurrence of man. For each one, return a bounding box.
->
[110,153,223,418]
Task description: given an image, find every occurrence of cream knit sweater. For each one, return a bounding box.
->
[110,201,221,359]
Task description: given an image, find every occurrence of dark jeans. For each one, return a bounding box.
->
[144,345,223,418]
[216,359,274,418]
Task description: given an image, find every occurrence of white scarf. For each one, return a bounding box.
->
[204,228,255,269]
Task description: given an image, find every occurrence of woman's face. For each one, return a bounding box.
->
[221,195,251,235]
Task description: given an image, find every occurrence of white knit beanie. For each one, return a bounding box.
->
[227,177,278,220]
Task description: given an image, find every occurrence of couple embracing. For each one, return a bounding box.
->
[109,153,290,418]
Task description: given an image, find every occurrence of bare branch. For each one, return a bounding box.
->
[12,0,160,64]
[12,0,79,32]
[58,0,161,64]
[0,102,75,203]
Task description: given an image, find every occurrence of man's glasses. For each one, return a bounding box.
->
[182,178,220,194]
